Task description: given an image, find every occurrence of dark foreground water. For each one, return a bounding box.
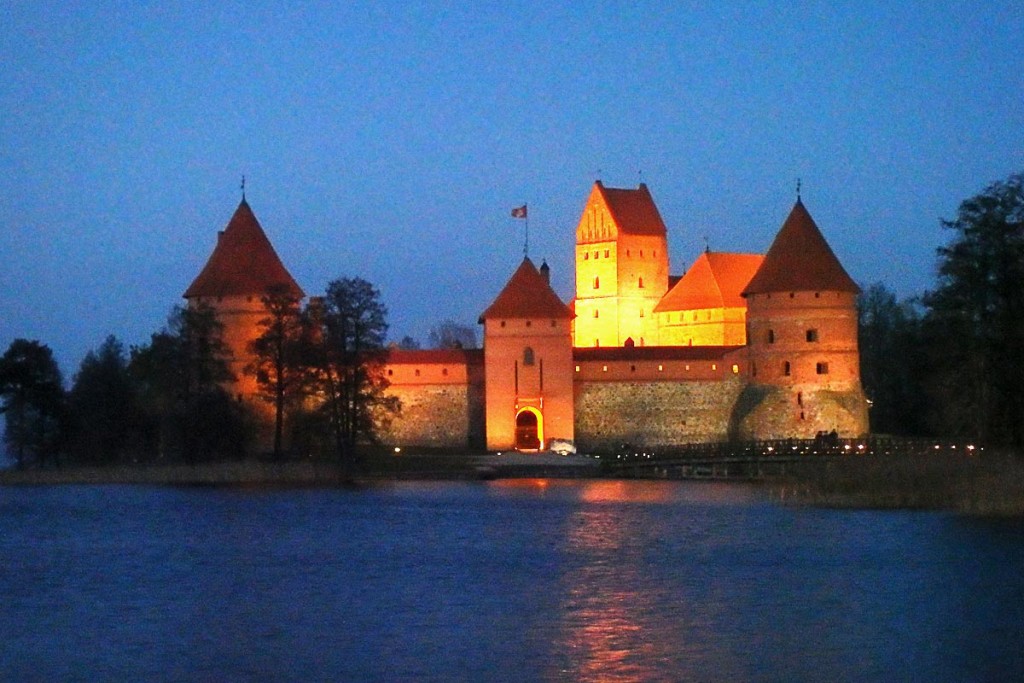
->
[2,480,1023,682]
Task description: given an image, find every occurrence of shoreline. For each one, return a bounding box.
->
[4,451,1023,517]
[0,453,602,487]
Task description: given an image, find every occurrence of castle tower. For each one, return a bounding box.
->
[183,198,304,400]
[479,258,575,451]
[736,198,868,439]
[573,182,669,348]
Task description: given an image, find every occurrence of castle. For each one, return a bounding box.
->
[185,182,869,452]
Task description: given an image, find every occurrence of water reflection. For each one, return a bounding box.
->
[2,482,1023,681]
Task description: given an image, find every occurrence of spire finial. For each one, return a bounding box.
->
[796,177,801,201]
[241,175,246,201]
[703,235,710,253]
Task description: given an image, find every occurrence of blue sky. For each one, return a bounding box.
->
[2,1,1022,378]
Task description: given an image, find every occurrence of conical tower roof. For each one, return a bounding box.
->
[184,199,304,299]
[478,257,574,322]
[742,199,859,296]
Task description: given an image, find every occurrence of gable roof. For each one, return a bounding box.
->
[596,181,667,236]
[655,252,764,313]
[478,257,574,322]
[742,199,859,296]
[184,199,305,300]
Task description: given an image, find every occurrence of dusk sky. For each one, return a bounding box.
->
[2,1,1022,378]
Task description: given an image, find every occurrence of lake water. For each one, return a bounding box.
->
[1,480,1023,682]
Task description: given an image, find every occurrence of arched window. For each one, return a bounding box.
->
[638,276,644,288]
[523,347,535,366]
[784,361,791,376]
[767,329,775,344]
[593,276,600,289]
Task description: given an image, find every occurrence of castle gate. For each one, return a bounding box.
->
[515,408,543,451]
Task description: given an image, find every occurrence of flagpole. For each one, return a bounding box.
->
[524,214,529,258]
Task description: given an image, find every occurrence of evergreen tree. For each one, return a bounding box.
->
[130,304,250,462]
[67,335,140,463]
[922,172,1024,446]
[0,339,66,469]
[857,284,927,435]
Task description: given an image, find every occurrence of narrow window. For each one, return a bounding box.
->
[731,364,739,374]
[797,391,803,406]
[593,276,600,289]
[550,320,556,327]
[604,249,609,258]
[500,321,506,328]
[523,347,535,366]
[784,361,791,376]
[602,365,608,372]
[752,362,757,377]
[767,329,775,344]
[640,250,644,257]
[639,308,644,318]
[584,252,589,260]
[806,329,818,343]
[575,365,580,372]
[594,251,599,259]
[526,320,532,327]
[415,369,421,377]
[638,276,644,288]
[816,362,829,375]
[630,365,636,372]
[387,369,393,376]
[442,368,448,376]
[593,309,599,318]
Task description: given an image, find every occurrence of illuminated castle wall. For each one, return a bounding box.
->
[185,183,869,453]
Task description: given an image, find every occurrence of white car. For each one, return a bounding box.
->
[549,439,577,456]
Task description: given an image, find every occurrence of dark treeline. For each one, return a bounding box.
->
[858,171,1024,447]
[0,277,398,469]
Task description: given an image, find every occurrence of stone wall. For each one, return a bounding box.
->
[379,382,485,449]
[574,376,745,450]
[729,384,869,440]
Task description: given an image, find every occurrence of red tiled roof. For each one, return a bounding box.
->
[478,257,574,322]
[742,199,859,296]
[574,346,739,362]
[597,182,667,236]
[386,348,484,365]
[184,199,305,299]
[655,252,764,312]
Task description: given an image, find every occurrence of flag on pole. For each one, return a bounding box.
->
[511,204,527,219]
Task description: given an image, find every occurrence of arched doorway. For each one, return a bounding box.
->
[515,408,543,451]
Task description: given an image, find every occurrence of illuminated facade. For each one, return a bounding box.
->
[183,199,304,401]
[187,186,869,453]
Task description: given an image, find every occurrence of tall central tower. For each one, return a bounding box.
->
[573,181,669,347]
